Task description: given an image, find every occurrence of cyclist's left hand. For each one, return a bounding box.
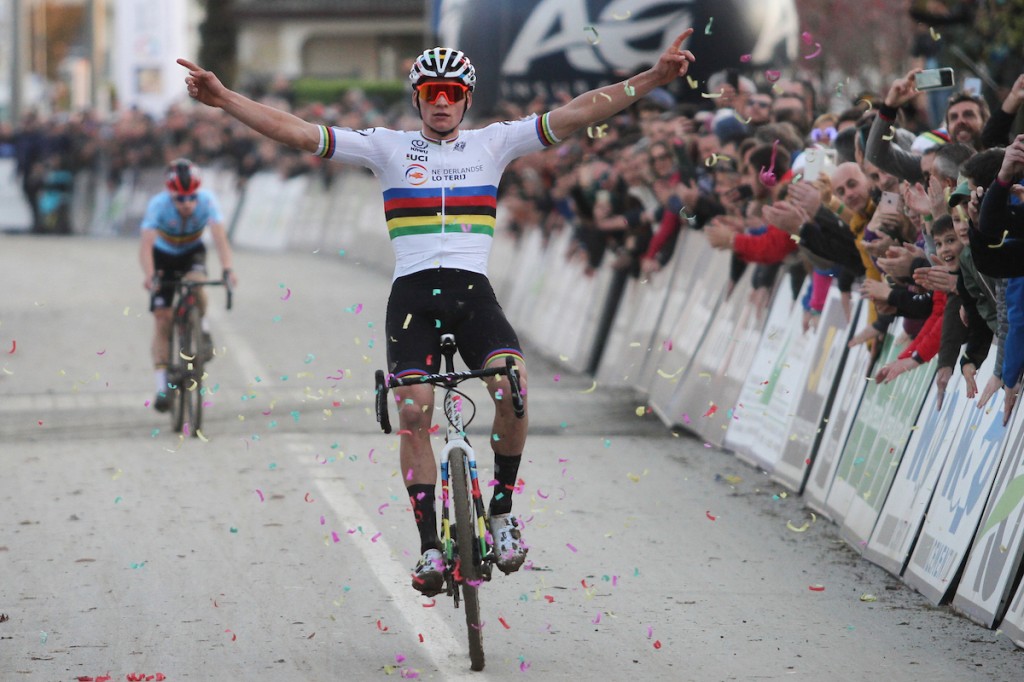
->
[223,268,238,288]
[650,29,696,86]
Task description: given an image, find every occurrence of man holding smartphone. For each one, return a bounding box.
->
[865,67,990,186]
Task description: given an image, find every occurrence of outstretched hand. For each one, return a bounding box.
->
[177,58,229,108]
[649,29,696,87]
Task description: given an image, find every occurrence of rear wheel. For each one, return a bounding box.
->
[449,448,485,671]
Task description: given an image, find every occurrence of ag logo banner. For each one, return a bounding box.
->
[438,0,799,112]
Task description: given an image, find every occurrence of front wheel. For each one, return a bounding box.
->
[449,448,485,671]
[182,306,204,436]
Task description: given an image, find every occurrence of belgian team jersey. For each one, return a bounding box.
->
[314,113,559,279]
[141,189,224,256]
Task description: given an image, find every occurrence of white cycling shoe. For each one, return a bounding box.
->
[411,548,444,596]
[489,513,527,574]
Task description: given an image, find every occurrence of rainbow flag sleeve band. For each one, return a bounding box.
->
[536,112,559,147]
[316,125,336,158]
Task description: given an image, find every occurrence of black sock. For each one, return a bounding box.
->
[407,484,440,553]
[490,453,521,515]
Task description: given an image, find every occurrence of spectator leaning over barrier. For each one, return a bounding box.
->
[177,31,697,597]
[140,158,238,413]
[866,69,990,185]
[977,134,1024,423]
[945,149,1007,405]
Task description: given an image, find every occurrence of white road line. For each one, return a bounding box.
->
[306,460,488,681]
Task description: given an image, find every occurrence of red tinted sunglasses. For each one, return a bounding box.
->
[417,81,470,105]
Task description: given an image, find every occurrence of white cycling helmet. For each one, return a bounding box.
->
[409,47,476,91]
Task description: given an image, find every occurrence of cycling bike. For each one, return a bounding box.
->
[374,333,525,671]
[152,275,232,436]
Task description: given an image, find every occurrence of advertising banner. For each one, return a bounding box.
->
[903,353,1010,605]
[803,302,873,519]
[951,401,1024,627]
[772,286,854,492]
[863,371,967,576]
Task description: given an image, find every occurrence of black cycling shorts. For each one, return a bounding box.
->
[385,268,523,377]
[151,245,207,309]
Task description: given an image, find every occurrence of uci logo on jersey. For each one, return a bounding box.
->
[405,163,428,186]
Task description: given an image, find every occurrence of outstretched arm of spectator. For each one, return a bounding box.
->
[178,58,321,154]
[546,30,694,141]
[864,69,926,184]
[982,74,1024,148]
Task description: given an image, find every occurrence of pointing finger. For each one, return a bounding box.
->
[670,28,694,51]
[176,57,200,71]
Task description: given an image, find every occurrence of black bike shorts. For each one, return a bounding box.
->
[385,268,524,377]
[151,245,207,309]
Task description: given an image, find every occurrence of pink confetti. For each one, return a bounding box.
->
[320,515,326,525]
[520,661,531,672]
[553,374,560,382]
[801,31,813,44]
[461,223,472,232]
[7,340,15,354]
[368,448,377,463]
[378,503,390,515]
[537,489,549,499]
[331,531,340,543]
[765,70,781,83]
[96,349,106,355]
[371,532,382,543]
[395,654,406,664]
[662,339,673,351]
[280,287,292,301]
[804,42,822,60]
[647,625,654,639]
[304,492,315,503]
[706,510,717,521]
[499,617,511,629]
[225,629,237,641]
[566,543,578,553]
[255,489,265,502]
[653,640,662,650]
[354,303,363,314]
[592,612,601,624]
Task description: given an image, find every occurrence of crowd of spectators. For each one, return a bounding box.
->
[5,42,1024,424]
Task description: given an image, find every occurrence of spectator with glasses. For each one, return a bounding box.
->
[139,158,238,412]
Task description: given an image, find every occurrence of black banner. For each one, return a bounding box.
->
[437,0,799,113]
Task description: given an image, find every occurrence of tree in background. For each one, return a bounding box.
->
[198,0,237,89]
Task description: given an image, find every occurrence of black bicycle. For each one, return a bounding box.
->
[153,275,231,436]
[375,333,525,671]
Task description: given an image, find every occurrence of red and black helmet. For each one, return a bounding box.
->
[166,158,202,193]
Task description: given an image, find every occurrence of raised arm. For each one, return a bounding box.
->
[177,58,321,154]
[545,29,695,141]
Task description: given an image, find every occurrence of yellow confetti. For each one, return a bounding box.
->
[627,472,641,482]
[882,125,895,141]
[584,25,599,45]
[598,92,612,102]
[929,26,941,41]
[580,380,598,394]
[734,112,752,125]
[857,97,874,111]
[196,428,209,442]
[623,81,636,97]
[786,520,810,532]
[657,367,684,379]
[859,593,878,602]
[586,124,609,139]
[686,76,698,89]
[634,406,645,417]
[402,313,412,329]
[179,350,195,361]
[123,306,131,316]
[612,10,631,20]
[112,469,123,481]
[701,89,724,99]
[988,230,1010,248]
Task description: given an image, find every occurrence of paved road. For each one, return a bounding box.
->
[1,235,1020,681]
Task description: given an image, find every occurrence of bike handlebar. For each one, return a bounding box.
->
[150,275,233,311]
[374,358,525,435]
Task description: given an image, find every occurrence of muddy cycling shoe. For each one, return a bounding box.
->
[489,513,527,574]
[411,548,444,596]
[153,392,171,413]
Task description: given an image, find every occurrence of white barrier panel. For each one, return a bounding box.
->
[501,226,548,325]
[595,263,675,390]
[838,350,936,551]
[725,277,807,466]
[0,159,33,230]
[645,233,731,425]
[903,352,1010,605]
[667,266,769,447]
[820,330,903,524]
[772,287,854,492]
[804,302,873,519]
[863,370,968,576]
[232,171,304,251]
[635,229,693,393]
[951,400,1024,627]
